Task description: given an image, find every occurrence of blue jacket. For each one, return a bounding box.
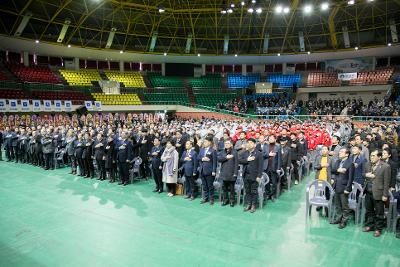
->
[350,155,367,185]
[180,148,198,177]
[197,147,217,177]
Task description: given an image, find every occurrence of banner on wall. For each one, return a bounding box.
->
[21,99,30,111]
[326,57,373,72]
[94,101,102,111]
[54,100,62,111]
[44,100,52,111]
[33,100,41,111]
[85,101,93,111]
[338,72,358,81]
[64,101,72,111]
[0,99,6,112]
[9,99,17,111]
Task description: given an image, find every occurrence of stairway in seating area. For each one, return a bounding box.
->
[184,78,196,105]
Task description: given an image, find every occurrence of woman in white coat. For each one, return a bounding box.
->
[161,139,179,197]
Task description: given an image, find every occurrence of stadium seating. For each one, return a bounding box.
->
[60,69,101,86]
[0,88,28,99]
[307,72,341,87]
[194,93,237,107]
[31,90,90,105]
[349,68,394,85]
[0,70,8,81]
[189,74,221,88]
[266,74,301,88]
[143,92,189,104]
[227,74,260,88]
[104,71,146,88]
[147,73,184,88]
[7,64,61,84]
[92,93,142,105]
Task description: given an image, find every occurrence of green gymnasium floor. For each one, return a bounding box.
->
[0,161,399,267]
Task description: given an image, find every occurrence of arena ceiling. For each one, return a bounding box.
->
[0,0,399,56]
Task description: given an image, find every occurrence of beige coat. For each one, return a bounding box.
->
[161,147,179,184]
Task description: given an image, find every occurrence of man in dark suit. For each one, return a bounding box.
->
[239,138,263,213]
[150,137,164,193]
[279,137,291,189]
[382,148,398,190]
[42,129,54,170]
[350,145,367,186]
[138,128,152,179]
[180,140,198,200]
[362,149,391,237]
[4,126,14,161]
[217,139,238,207]
[331,147,354,229]
[117,131,133,186]
[262,135,282,201]
[93,133,107,180]
[197,136,217,205]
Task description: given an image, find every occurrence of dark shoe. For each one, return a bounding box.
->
[250,205,256,213]
[109,180,115,183]
[230,201,235,207]
[123,182,128,186]
[330,219,341,225]
[373,230,381,237]
[363,227,373,232]
[338,222,347,229]
[153,189,159,193]
[158,190,163,194]
[222,200,229,206]
[243,205,251,212]
[210,200,214,205]
[85,175,90,178]
[118,182,123,185]
[184,195,191,199]
[200,199,209,204]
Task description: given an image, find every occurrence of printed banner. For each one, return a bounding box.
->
[338,72,358,81]
[32,100,41,111]
[94,101,102,111]
[64,100,72,111]
[9,99,17,111]
[54,100,62,111]
[326,57,373,72]
[20,99,30,111]
[85,101,93,111]
[44,100,52,111]
[0,99,5,112]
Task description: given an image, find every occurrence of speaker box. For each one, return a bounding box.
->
[76,106,88,116]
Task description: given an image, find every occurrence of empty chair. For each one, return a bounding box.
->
[234,165,245,205]
[306,180,335,222]
[348,182,364,224]
[257,172,270,208]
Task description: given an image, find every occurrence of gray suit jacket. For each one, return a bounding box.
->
[363,160,391,200]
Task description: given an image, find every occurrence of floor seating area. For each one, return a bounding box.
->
[307,72,341,87]
[189,74,221,88]
[227,74,260,88]
[266,73,301,88]
[104,71,146,88]
[147,73,184,88]
[349,68,394,85]
[7,64,61,84]
[60,69,101,86]
[31,90,90,105]
[91,93,142,105]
